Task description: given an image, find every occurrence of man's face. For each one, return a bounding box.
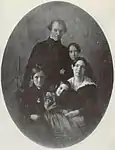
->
[33,71,45,89]
[50,21,65,41]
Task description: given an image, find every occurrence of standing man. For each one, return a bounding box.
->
[22,19,69,90]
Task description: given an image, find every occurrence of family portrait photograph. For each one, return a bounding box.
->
[1,1,113,148]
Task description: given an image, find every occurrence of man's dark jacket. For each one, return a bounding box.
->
[22,38,71,89]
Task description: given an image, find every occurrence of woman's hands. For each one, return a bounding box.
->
[65,110,80,117]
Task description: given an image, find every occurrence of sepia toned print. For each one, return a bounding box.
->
[1,1,113,148]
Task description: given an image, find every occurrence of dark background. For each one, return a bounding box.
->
[1,1,113,145]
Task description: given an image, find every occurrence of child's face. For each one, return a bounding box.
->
[56,83,69,96]
[33,71,45,88]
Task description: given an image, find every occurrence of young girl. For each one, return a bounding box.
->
[19,65,55,147]
[20,65,46,121]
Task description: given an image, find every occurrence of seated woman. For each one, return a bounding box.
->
[66,57,99,134]
[49,57,99,143]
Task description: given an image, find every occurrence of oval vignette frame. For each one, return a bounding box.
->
[1,1,114,148]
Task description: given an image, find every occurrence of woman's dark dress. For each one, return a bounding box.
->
[44,76,99,147]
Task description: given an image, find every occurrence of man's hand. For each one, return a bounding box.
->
[60,69,66,75]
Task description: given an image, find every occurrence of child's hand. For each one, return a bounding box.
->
[30,114,40,121]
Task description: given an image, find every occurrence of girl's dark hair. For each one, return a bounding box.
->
[31,64,45,77]
[28,64,45,88]
[47,19,67,33]
[72,57,96,82]
[68,43,81,53]
[56,80,71,92]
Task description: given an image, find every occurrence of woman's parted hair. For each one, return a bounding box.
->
[68,43,81,53]
[72,57,96,82]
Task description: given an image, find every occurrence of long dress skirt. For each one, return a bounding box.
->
[44,108,85,147]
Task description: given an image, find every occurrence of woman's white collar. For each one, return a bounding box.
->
[78,76,97,89]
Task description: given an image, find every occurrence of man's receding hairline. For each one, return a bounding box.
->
[52,21,65,29]
[48,19,67,33]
